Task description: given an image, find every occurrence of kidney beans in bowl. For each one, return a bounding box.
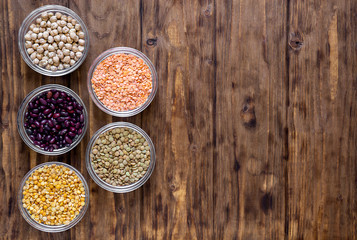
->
[17,84,87,155]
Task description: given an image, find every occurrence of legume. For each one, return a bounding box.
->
[22,164,86,225]
[91,54,152,111]
[90,127,151,186]
[24,89,85,151]
[24,11,86,71]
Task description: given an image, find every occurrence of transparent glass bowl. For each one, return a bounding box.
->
[86,122,156,193]
[17,84,88,155]
[18,162,90,232]
[18,5,89,76]
[87,47,158,117]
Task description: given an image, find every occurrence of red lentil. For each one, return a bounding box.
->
[91,53,152,111]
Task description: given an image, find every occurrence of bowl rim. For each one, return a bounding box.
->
[17,161,90,232]
[87,47,158,117]
[17,84,88,155]
[18,4,90,76]
[85,122,156,193]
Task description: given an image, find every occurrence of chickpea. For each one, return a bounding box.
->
[43,43,49,50]
[43,31,49,39]
[58,41,64,49]
[53,56,59,64]
[78,31,85,39]
[30,52,37,60]
[70,59,76,66]
[55,12,62,19]
[24,11,85,70]
[63,56,70,63]
[60,34,67,42]
[41,12,48,20]
[75,52,83,58]
[57,51,64,59]
[62,26,69,33]
[50,30,58,36]
[33,27,40,34]
[25,41,32,48]
[51,22,58,29]
[48,45,55,52]
[66,37,73,44]
[29,24,35,31]
[31,33,37,40]
[50,16,57,22]
[63,49,70,56]
[39,59,48,67]
[24,34,31,41]
[27,48,34,54]
[48,36,54,43]
[32,43,39,50]
[37,47,44,54]
[64,43,72,50]
[54,35,61,42]
[78,39,85,46]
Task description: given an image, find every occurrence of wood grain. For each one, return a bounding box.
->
[0,0,356,239]
[214,0,288,239]
[286,0,357,239]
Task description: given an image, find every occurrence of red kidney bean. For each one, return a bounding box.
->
[65,136,72,144]
[68,132,76,138]
[39,98,47,105]
[24,89,85,152]
[43,109,52,115]
[47,91,52,99]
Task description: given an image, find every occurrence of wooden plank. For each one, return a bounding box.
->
[0,1,74,239]
[141,0,215,239]
[70,1,142,240]
[286,0,357,239]
[214,0,288,239]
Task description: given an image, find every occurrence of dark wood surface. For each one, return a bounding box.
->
[1,0,356,239]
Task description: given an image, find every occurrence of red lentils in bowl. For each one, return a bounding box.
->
[91,53,153,112]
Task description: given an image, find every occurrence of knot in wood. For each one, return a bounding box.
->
[169,183,177,192]
[146,38,157,46]
[240,97,257,129]
[203,5,213,17]
[116,206,124,214]
[289,32,304,51]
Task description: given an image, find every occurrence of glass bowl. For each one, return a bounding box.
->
[18,162,90,232]
[86,122,156,193]
[17,84,88,155]
[87,47,158,117]
[18,5,89,76]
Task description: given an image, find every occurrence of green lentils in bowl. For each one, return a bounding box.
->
[90,127,151,186]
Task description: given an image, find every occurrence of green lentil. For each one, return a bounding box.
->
[91,127,151,186]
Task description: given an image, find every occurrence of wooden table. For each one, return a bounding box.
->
[1,0,356,239]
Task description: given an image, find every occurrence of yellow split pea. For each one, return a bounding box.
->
[22,164,85,225]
